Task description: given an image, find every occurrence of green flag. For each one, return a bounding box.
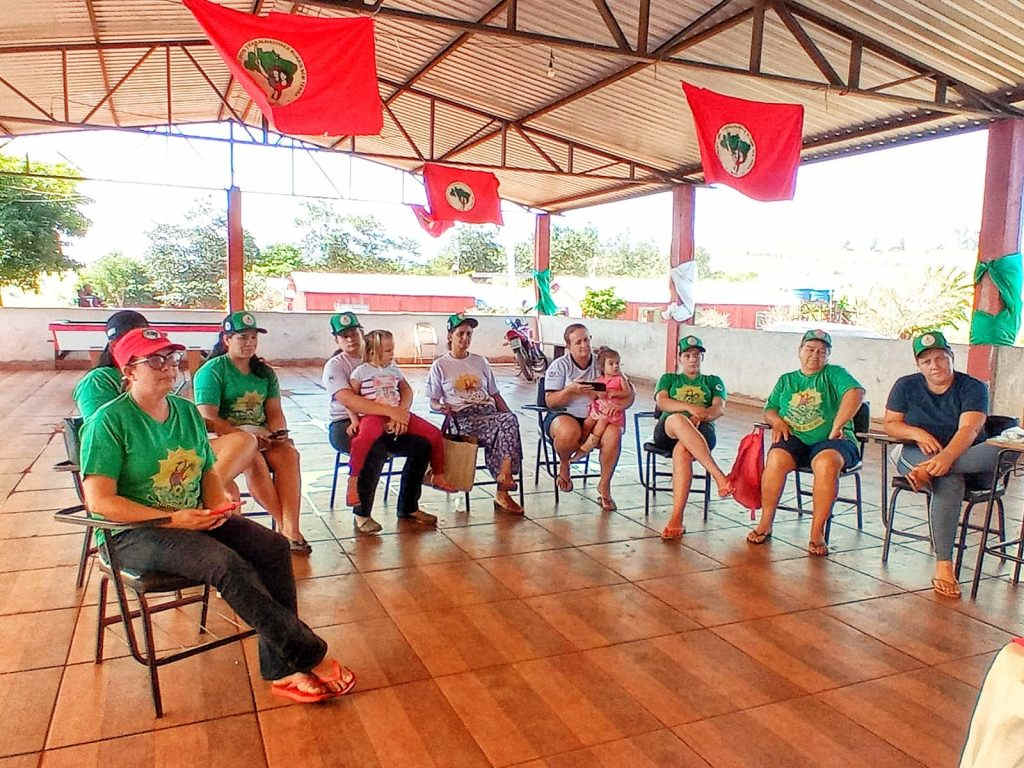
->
[970,252,1022,346]
[533,268,558,315]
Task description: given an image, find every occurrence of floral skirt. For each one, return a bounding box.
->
[448,404,522,479]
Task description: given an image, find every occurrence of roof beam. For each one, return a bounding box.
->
[771,1,843,87]
[636,0,651,55]
[218,0,267,122]
[0,74,54,121]
[81,47,155,124]
[749,1,765,73]
[83,0,119,125]
[590,0,632,52]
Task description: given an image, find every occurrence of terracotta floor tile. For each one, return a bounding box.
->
[933,651,998,688]
[0,534,83,572]
[39,713,266,768]
[0,489,81,514]
[585,630,804,726]
[768,517,884,553]
[675,695,924,768]
[390,599,574,676]
[918,577,1024,635]
[514,729,710,768]
[477,548,625,598]
[0,667,62,757]
[295,574,388,628]
[0,476,23,504]
[711,609,922,693]
[244,616,430,710]
[620,503,748,535]
[579,538,723,581]
[818,667,980,768]
[677,526,808,567]
[0,755,38,768]
[364,560,515,614]
[15,471,73,493]
[342,530,468,571]
[524,583,698,649]
[532,510,657,546]
[0,460,31,474]
[288,542,355,580]
[0,566,83,615]
[443,519,570,559]
[753,556,904,608]
[0,608,76,673]
[0,511,83,540]
[436,654,660,766]
[520,492,602,519]
[259,679,490,768]
[826,593,1012,665]
[637,565,815,627]
[46,645,254,748]
[830,545,968,591]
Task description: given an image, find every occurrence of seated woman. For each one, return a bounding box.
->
[884,331,997,599]
[426,313,525,514]
[194,312,309,554]
[654,335,733,539]
[73,310,256,502]
[79,327,353,704]
[747,329,865,556]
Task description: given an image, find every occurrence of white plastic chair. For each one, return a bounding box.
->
[414,322,438,362]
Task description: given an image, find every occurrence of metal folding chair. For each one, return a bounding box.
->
[633,410,711,520]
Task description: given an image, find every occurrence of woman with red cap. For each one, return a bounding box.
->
[79,327,353,704]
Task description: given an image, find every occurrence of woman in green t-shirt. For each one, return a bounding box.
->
[654,335,733,540]
[194,312,309,554]
[747,329,865,556]
[80,327,354,704]
[73,310,149,420]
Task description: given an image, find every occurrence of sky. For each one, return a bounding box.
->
[3,120,990,278]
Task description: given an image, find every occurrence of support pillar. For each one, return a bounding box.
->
[227,185,245,313]
[666,185,696,372]
[966,120,1024,382]
[533,212,551,309]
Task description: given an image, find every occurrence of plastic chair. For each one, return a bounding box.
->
[414,323,438,363]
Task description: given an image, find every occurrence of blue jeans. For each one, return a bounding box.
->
[110,515,326,680]
[899,442,1001,560]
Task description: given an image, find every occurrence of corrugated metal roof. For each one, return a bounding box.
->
[0,0,1020,212]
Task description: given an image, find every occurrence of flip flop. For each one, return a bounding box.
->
[808,541,829,557]
[288,537,312,554]
[494,498,524,515]
[556,476,573,492]
[597,494,617,511]
[931,577,962,599]
[270,677,337,704]
[315,659,358,695]
[746,529,772,545]
[661,525,685,540]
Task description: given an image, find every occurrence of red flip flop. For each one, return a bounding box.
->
[316,659,357,695]
[270,679,336,704]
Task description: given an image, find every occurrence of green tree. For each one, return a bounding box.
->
[146,201,259,308]
[431,225,505,274]
[580,286,627,319]
[78,251,157,307]
[598,233,664,276]
[551,224,600,275]
[0,154,90,302]
[248,242,304,277]
[297,202,419,272]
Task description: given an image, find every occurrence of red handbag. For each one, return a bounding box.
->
[728,426,764,518]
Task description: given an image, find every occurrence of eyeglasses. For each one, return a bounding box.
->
[127,351,184,371]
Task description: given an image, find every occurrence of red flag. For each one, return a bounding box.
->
[410,205,454,238]
[681,82,803,202]
[422,164,503,225]
[184,0,382,136]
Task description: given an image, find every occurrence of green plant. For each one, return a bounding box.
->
[852,265,972,339]
[580,286,626,319]
[694,307,730,328]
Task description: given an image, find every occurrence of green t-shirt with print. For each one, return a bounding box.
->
[764,364,862,445]
[655,372,727,422]
[73,366,122,420]
[193,355,280,427]
[80,393,216,541]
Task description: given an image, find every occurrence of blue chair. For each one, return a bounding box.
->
[329,447,399,509]
[633,410,711,520]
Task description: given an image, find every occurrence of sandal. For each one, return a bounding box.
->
[271,675,337,704]
[288,536,312,554]
[556,475,573,492]
[596,494,617,511]
[746,529,772,545]
[315,659,358,695]
[661,524,685,540]
[931,577,962,599]
[494,496,524,515]
[808,541,829,557]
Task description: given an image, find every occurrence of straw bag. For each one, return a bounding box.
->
[443,417,479,492]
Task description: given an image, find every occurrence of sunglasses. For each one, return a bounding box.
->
[127,350,184,371]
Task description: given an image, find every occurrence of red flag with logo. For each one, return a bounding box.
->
[681,82,803,202]
[183,0,382,136]
[410,205,454,238]
[422,164,503,225]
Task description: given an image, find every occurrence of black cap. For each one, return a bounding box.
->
[105,310,149,341]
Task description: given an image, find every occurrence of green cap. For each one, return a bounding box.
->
[801,329,832,347]
[330,311,362,335]
[222,311,266,334]
[447,312,479,332]
[677,334,705,353]
[912,330,951,357]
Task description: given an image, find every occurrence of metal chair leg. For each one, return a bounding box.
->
[136,592,164,718]
[644,450,652,517]
[76,526,93,589]
[702,472,710,522]
[329,450,341,508]
[199,584,211,633]
[1014,516,1024,583]
[882,487,900,563]
[794,472,804,514]
[996,499,1007,564]
[955,504,972,579]
[854,473,863,530]
[95,575,109,662]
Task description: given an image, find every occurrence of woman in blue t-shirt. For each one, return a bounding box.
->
[883,330,999,599]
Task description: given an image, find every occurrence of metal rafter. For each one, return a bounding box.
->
[590,0,632,52]
[771,1,843,87]
[84,0,119,125]
[636,0,650,55]
[217,0,267,122]
[0,74,54,121]
[81,47,155,124]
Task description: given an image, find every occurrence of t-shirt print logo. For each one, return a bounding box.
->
[230,391,265,424]
[673,384,706,405]
[374,375,401,406]
[785,388,824,433]
[455,372,488,403]
[149,448,202,508]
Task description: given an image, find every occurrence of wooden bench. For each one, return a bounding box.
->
[47,320,220,371]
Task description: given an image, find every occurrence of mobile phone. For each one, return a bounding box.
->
[211,501,241,516]
[583,381,607,392]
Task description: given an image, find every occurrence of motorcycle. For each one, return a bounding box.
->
[504,318,548,381]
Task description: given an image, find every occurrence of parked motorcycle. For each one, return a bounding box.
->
[505,318,548,381]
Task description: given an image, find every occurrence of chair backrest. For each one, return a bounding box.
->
[536,377,548,408]
[415,323,438,345]
[62,416,85,503]
[853,401,870,458]
[985,415,1019,438]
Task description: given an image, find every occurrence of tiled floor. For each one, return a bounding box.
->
[0,365,1021,767]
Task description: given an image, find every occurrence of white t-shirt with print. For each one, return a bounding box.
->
[426,353,498,411]
[350,362,404,408]
[544,353,598,418]
[322,352,362,421]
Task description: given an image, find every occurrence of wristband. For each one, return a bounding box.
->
[269,429,289,439]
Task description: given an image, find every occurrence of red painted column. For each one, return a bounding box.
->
[227,185,245,313]
[534,212,551,306]
[666,185,696,372]
[966,119,1024,382]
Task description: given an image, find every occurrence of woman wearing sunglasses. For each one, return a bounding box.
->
[194,312,309,553]
[79,328,354,704]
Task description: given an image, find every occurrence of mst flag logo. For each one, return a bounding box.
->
[446,182,475,212]
[239,39,307,105]
[715,123,755,178]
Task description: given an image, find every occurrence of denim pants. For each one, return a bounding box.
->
[110,515,326,680]
[898,441,1001,560]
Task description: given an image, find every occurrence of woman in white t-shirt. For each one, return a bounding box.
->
[426,313,524,514]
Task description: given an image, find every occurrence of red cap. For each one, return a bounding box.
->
[111,328,185,370]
